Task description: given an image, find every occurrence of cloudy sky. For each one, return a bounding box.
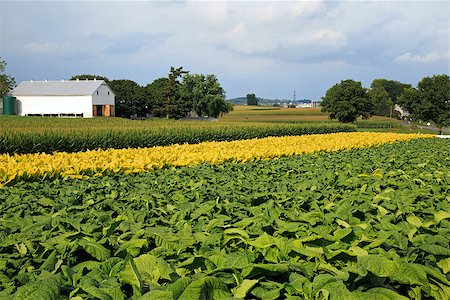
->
[0,0,448,100]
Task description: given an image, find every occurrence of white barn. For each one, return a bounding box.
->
[11,79,115,117]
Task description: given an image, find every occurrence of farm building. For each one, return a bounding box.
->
[9,79,115,117]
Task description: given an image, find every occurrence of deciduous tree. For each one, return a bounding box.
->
[181,74,233,118]
[370,79,411,104]
[321,79,372,123]
[109,79,148,118]
[398,74,450,134]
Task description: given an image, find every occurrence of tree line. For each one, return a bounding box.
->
[320,75,450,134]
[71,67,233,119]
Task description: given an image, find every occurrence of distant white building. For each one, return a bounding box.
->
[393,104,409,119]
[11,79,115,117]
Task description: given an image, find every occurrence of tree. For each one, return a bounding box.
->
[181,74,233,118]
[0,58,16,98]
[321,79,372,123]
[398,74,450,134]
[109,79,148,118]
[145,77,169,115]
[247,93,258,105]
[152,67,190,119]
[370,79,411,104]
[70,74,109,82]
[369,86,394,117]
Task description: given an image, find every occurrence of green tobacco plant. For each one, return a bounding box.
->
[0,138,449,299]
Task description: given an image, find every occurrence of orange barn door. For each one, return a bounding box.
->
[104,105,110,117]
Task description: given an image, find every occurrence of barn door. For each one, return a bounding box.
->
[104,105,110,117]
[96,105,103,116]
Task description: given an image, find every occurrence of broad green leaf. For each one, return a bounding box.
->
[178,276,231,300]
[72,261,101,273]
[15,243,27,255]
[288,273,309,294]
[115,239,148,256]
[353,287,409,300]
[209,252,252,269]
[406,214,423,227]
[390,262,428,287]
[357,255,396,277]
[119,254,173,286]
[336,219,351,228]
[166,277,191,299]
[39,250,58,272]
[437,257,450,274]
[249,232,276,248]
[434,211,450,223]
[251,286,282,300]
[139,290,173,300]
[78,285,112,300]
[223,228,249,239]
[420,244,450,256]
[311,274,338,295]
[14,272,61,300]
[223,228,249,245]
[232,279,258,298]
[347,246,368,257]
[177,256,206,270]
[333,227,352,240]
[119,254,143,291]
[320,281,355,300]
[78,238,110,261]
[430,281,450,300]
[421,265,450,285]
[291,244,324,258]
[61,265,74,285]
[253,263,290,273]
[318,263,349,281]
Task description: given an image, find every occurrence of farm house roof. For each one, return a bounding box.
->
[11,80,109,96]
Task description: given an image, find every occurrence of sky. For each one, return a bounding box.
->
[0,0,449,100]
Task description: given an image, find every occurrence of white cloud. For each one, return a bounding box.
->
[24,42,72,53]
[1,1,449,99]
[394,51,450,63]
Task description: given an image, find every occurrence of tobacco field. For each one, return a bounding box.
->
[0,136,449,299]
[0,116,355,154]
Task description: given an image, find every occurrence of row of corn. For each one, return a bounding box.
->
[0,119,356,154]
[0,132,432,186]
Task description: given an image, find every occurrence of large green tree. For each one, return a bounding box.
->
[398,74,450,134]
[0,58,16,98]
[321,79,372,123]
[181,74,233,118]
[109,79,148,118]
[152,67,190,119]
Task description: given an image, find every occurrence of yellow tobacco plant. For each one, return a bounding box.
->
[0,132,432,186]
